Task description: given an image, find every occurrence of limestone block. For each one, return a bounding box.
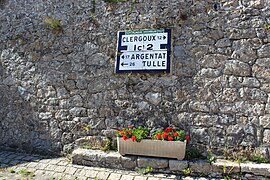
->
[121,155,137,170]
[169,160,188,171]
[241,162,270,176]
[189,160,211,175]
[137,157,168,169]
[105,152,122,168]
[212,159,240,174]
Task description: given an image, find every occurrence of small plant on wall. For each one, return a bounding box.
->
[44,17,63,34]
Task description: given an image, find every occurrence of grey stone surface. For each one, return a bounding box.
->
[189,160,212,175]
[169,160,188,171]
[0,0,269,160]
[137,157,168,169]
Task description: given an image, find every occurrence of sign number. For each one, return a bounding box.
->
[133,44,154,51]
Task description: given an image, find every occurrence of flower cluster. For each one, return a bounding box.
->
[116,126,190,142]
[116,126,149,142]
[152,127,190,142]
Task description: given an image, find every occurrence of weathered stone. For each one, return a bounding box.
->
[189,160,212,175]
[145,92,161,105]
[258,45,270,58]
[105,152,122,168]
[224,60,251,77]
[259,115,270,128]
[215,38,231,48]
[137,157,168,169]
[263,130,270,144]
[239,88,268,102]
[69,107,87,117]
[169,160,188,171]
[121,156,137,170]
[198,54,227,69]
[241,162,270,176]
[212,159,240,174]
[242,77,260,88]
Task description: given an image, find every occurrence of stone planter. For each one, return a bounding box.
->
[117,137,186,160]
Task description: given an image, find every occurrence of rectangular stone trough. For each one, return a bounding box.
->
[117,137,186,160]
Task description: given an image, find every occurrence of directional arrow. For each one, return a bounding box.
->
[121,55,125,59]
[121,62,128,66]
[163,35,166,40]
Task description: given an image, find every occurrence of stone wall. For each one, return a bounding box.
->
[0,0,270,157]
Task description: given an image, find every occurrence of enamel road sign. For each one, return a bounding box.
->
[115,29,172,74]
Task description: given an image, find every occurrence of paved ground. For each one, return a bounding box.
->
[0,150,208,180]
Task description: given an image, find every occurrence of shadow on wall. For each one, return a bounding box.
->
[0,61,52,155]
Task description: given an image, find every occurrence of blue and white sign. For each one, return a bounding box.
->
[115,29,172,74]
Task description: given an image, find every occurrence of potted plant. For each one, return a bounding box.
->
[116,126,190,160]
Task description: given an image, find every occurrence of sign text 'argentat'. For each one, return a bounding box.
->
[115,29,172,74]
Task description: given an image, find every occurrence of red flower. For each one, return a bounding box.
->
[173,132,179,137]
[166,127,173,133]
[120,131,124,135]
[128,132,132,135]
[163,132,168,139]
[128,126,133,129]
[185,135,191,141]
[123,136,128,140]
[168,136,173,141]
[131,136,136,142]
[157,134,162,140]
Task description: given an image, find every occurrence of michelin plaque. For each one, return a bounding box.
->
[115,29,172,74]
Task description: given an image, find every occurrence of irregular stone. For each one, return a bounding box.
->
[69,107,87,117]
[39,112,52,120]
[145,92,161,105]
[199,54,227,69]
[258,45,270,58]
[137,157,168,169]
[259,115,270,128]
[198,68,221,78]
[215,38,231,48]
[224,60,251,77]
[242,77,260,88]
[263,130,270,144]
[239,88,268,103]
